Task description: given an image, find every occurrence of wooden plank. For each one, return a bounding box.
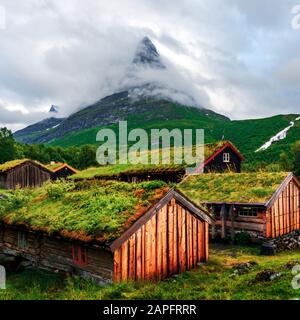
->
[215,220,264,232]
[168,202,174,275]
[141,225,145,280]
[150,214,157,279]
[121,241,128,281]
[220,204,226,239]
[113,248,121,282]
[173,203,178,274]
[128,234,136,280]
[177,205,183,272]
[135,229,142,281]
[188,213,193,269]
[205,222,209,261]
[197,220,201,262]
[161,205,168,279]
[144,221,150,280]
[181,208,187,272]
[192,216,197,267]
[156,209,162,281]
[185,211,191,270]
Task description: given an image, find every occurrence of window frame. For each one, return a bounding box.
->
[223,152,230,163]
[72,244,88,266]
[238,207,258,217]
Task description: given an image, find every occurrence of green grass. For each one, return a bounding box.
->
[47,109,299,170]
[0,180,168,243]
[179,171,289,204]
[1,244,300,300]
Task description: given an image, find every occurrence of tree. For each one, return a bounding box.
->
[78,145,98,169]
[0,127,17,164]
[292,141,300,177]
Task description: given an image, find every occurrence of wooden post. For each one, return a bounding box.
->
[221,204,227,239]
[229,205,235,243]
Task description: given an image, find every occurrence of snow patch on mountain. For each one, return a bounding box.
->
[256,116,300,152]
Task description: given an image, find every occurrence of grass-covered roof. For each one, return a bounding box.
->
[70,163,184,180]
[178,172,290,205]
[46,162,64,171]
[46,162,78,172]
[0,180,168,244]
[71,141,236,180]
[0,159,50,173]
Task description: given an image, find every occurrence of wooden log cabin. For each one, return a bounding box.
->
[0,181,214,283]
[194,141,244,174]
[69,141,244,185]
[0,159,52,189]
[179,172,300,242]
[46,162,79,180]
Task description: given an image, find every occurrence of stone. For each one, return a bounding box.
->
[254,269,282,283]
[261,242,276,255]
[231,261,258,275]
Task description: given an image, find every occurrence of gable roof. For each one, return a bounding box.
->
[0,159,52,174]
[194,141,244,173]
[47,162,78,174]
[179,172,296,207]
[0,180,213,248]
[110,188,214,251]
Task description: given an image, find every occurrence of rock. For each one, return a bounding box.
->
[283,260,300,270]
[261,242,276,255]
[231,261,258,275]
[270,272,282,281]
[254,269,282,283]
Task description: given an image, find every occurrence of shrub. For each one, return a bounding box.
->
[45,180,75,200]
[235,231,251,245]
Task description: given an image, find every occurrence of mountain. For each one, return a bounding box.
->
[14,117,65,144]
[132,36,166,69]
[14,36,210,144]
[49,105,59,114]
[14,37,299,166]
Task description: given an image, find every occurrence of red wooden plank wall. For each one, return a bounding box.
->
[113,199,208,282]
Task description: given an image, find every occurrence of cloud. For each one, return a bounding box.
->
[0,0,299,132]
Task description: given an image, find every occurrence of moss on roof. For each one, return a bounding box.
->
[0,180,169,244]
[178,172,290,204]
[204,141,231,160]
[46,162,64,171]
[0,159,50,173]
[70,163,184,180]
[70,141,236,180]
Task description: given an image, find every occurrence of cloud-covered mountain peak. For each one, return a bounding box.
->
[132,36,165,69]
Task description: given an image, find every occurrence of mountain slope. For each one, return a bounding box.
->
[13,36,299,165]
[14,117,65,144]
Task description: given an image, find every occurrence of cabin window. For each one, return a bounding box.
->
[238,207,258,217]
[223,153,230,163]
[17,231,27,248]
[72,245,88,266]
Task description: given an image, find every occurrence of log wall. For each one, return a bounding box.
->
[5,162,50,189]
[266,179,300,238]
[0,225,114,284]
[113,199,209,282]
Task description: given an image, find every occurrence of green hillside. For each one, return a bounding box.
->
[48,108,299,166]
[48,102,229,147]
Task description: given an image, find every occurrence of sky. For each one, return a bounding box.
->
[0,0,300,131]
